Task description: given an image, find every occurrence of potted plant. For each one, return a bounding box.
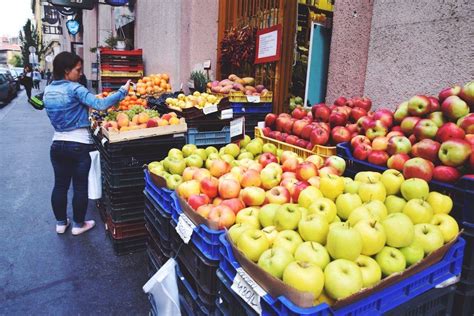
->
[190,71,209,93]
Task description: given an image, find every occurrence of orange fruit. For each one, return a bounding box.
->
[162,74,169,81]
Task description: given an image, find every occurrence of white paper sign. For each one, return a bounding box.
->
[231,267,266,314]
[246,95,261,103]
[257,30,278,59]
[257,121,265,128]
[230,117,245,138]
[203,104,218,115]
[175,214,195,244]
[221,109,233,119]
[94,126,100,136]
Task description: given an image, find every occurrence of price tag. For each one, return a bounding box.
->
[257,121,265,129]
[101,138,108,146]
[203,104,218,115]
[175,213,195,244]
[93,126,100,136]
[174,133,185,138]
[230,117,245,138]
[220,109,233,119]
[246,95,261,103]
[231,267,266,314]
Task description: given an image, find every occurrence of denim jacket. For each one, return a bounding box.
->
[43,80,126,132]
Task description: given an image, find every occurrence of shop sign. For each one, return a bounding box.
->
[48,0,95,10]
[66,20,81,35]
[43,25,63,35]
[254,24,282,64]
[42,6,60,25]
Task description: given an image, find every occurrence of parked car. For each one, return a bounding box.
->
[8,68,22,91]
[0,69,17,99]
[0,74,12,103]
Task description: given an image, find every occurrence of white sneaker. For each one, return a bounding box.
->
[71,220,96,236]
[56,219,70,234]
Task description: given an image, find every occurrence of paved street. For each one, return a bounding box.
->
[0,83,148,315]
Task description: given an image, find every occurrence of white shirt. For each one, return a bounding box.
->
[52,128,92,144]
[33,71,41,80]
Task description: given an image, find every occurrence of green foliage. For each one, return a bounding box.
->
[190,70,209,92]
[18,19,50,66]
[8,54,23,67]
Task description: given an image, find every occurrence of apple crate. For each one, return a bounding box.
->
[453,284,474,316]
[170,192,223,261]
[105,215,146,240]
[336,142,474,227]
[218,234,465,316]
[144,170,175,214]
[186,126,231,147]
[106,231,147,256]
[145,214,174,259]
[103,194,145,223]
[144,191,174,245]
[215,269,259,316]
[230,102,272,114]
[255,128,336,159]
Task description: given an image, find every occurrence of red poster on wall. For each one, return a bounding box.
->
[254,24,282,64]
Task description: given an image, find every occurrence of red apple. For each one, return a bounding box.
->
[346,123,359,134]
[286,135,299,145]
[387,136,412,155]
[265,186,291,204]
[459,81,474,107]
[220,198,246,214]
[373,109,394,128]
[386,131,404,139]
[282,157,299,173]
[400,116,421,135]
[282,171,297,179]
[428,97,440,112]
[441,95,470,121]
[465,134,474,147]
[269,130,281,140]
[353,97,372,111]
[292,119,309,137]
[262,127,271,137]
[312,104,331,122]
[331,126,351,144]
[353,143,372,160]
[196,204,213,218]
[438,85,461,103]
[200,177,219,199]
[365,120,388,140]
[403,157,434,181]
[411,139,441,162]
[296,139,309,148]
[391,126,403,133]
[295,161,318,181]
[432,166,461,183]
[292,107,306,119]
[265,113,277,129]
[188,194,211,210]
[300,123,316,140]
[351,135,371,148]
[310,127,330,145]
[334,97,347,107]
[357,116,373,132]
[367,150,389,166]
[258,152,278,168]
[408,134,417,145]
[408,95,432,116]
[372,136,388,151]
[292,181,309,202]
[438,139,472,167]
[413,119,439,140]
[436,122,465,143]
[329,111,348,127]
[207,205,236,229]
[350,107,368,122]
[457,113,474,134]
[387,153,411,171]
[316,122,331,133]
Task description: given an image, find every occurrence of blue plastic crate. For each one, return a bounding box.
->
[218,233,465,316]
[231,102,272,114]
[186,126,231,146]
[144,170,175,215]
[336,142,474,227]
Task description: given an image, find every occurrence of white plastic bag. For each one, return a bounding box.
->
[143,258,181,316]
[88,151,102,200]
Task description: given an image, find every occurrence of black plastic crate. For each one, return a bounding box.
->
[145,216,174,258]
[462,224,474,270]
[146,247,167,277]
[144,190,173,243]
[103,183,144,210]
[385,284,456,316]
[105,215,146,239]
[103,190,145,223]
[106,231,147,256]
[216,269,258,316]
[453,287,474,316]
[102,162,145,188]
[235,113,266,138]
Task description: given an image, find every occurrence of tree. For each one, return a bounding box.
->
[18,19,49,66]
[8,54,23,67]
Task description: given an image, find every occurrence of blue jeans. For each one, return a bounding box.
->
[50,141,94,227]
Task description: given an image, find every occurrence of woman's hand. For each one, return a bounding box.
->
[121,80,132,92]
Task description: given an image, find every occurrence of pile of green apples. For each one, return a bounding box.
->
[228,170,459,305]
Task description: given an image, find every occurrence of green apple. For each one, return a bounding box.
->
[258,248,294,279]
[413,224,444,255]
[333,215,341,223]
[274,204,302,231]
[194,148,208,160]
[375,247,406,276]
[276,149,283,159]
[182,144,197,157]
[364,200,388,221]
[283,261,325,298]
[254,137,264,145]
[258,204,280,227]
[385,195,407,213]
[307,197,337,223]
[205,153,220,169]
[219,147,226,155]
[326,223,362,260]
[347,206,376,227]
[230,160,240,167]
[238,152,254,160]
[185,154,204,168]
[168,148,183,159]
[294,241,330,269]
[220,153,235,164]
[260,166,282,190]
[149,164,165,175]
[237,228,270,262]
[298,214,329,244]
[381,169,405,195]
[403,199,434,224]
[246,140,263,156]
[262,143,277,155]
[239,135,251,148]
[355,171,381,183]
[344,178,361,194]
[430,214,459,243]
[228,223,252,244]
[298,186,323,209]
[354,219,386,256]
[205,146,218,156]
[400,242,424,266]
[163,156,186,175]
[400,178,429,200]
[224,143,240,158]
[427,192,453,214]
[261,226,279,245]
[236,207,261,229]
[319,175,344,201]
[273,230,303,254]
[324,259,363,300]
[336,193,363,220]
[382,213,414,248]
[155,170,170,179]
[355,255,382,288]
[166,174,182,190]
[148,161,162,171]
[358,181,386,202]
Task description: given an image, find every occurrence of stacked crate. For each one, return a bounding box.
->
[453,222,474,316]
[99,48,144,93]
[92,132,185,255]
[230,99,271,138]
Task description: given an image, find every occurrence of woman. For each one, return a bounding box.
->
[33,68,42,89]
[44,52,130,235]
[20,65,33,100]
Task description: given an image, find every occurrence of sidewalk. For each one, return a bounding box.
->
[0,81,148,314]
